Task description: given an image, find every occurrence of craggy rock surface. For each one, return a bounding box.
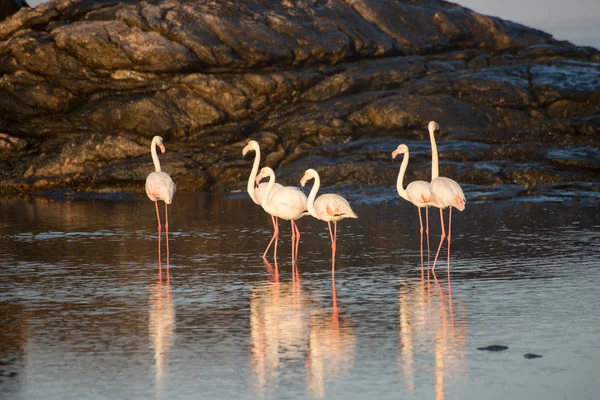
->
[0,0,599,201]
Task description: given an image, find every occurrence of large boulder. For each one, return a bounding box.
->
[0,0,598,200]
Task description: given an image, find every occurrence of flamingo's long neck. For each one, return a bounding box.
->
[261,169,276,208]
[247,146,261,204]
[396,151,410,202]
[306,173,320,219]
[151,138,162,173]
[429,128,439,180]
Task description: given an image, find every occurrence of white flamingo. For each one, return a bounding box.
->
[145,136,176,263]
[300,169,358,273]
[392,143,434,270]
[242,140,283,258]
[427,121,466,272]
[255,167,308,266]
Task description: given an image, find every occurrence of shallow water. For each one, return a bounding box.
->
[0,193,599,400]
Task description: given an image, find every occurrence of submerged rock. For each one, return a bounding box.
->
[0,0,598,200]
[477,345,509,352]
[523,353,543,359]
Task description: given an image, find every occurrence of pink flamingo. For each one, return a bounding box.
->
[300,169,358,273]
[427,121,466,272]
[392,144,434,270]
[242,140,283,258]
[145,136,176,263]
[255,167,308,266]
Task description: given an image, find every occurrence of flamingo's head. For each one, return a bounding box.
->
[300,168,317,187]
[255,166,273,186]
[391,144,408,160]
[428,121,440,135]
[152,136,166,153]
[242,140,259,157]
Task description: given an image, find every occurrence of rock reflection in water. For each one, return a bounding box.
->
[398,276,467,400]
[249,273,355,398]
[149,272,175,400]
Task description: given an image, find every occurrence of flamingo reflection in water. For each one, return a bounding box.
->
[149,268,175,400]
[397,277,467,400]
[248,277,355,398]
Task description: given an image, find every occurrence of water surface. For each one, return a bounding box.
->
[0,193,599,399]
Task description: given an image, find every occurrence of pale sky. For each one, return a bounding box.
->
[24,0,600,48]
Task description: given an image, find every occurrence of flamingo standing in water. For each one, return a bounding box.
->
[300,169,358,273]
[392,144,434,270]
[242,140,283,258]
[255,167,308,266]
[427,121,466,272]
[145,136,176,263]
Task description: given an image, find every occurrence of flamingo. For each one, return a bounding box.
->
[392,144,434,271]
[300,169,358,273]
[145,136,176,264]
[242,140,283,258]
[427,121,466,272]
[255,167,308,266]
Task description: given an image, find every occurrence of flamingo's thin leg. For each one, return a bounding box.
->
[426,206,431,268]
[432,208,446,271]
[263,215,278,258]
[290,220,297,266]
[332,221,338,273]
[165,203,170,271]
[157,225,162,281]
[294,221,301,265]
[447,207,452,274]
[273,217,279,261]
[155,201,161,232]
[418,207,424,272]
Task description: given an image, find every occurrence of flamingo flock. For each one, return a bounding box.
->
[145,120,465,277]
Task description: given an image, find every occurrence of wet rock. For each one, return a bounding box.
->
[477,345,509,352]
[0,0,28,22]
[0,0,597,198]
[523,353,543,359]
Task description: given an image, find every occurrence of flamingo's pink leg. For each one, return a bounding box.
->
[165,203,170,271]
[273,217,279,261]
[294,221,301,265]
[157,223,162,281]
[332,221,338,273]
[155,201,161,232]
[426,206,431,267]
[263,215,278,258]
[290,220,297,266]
[432,208,446,271]
[447,207,452,274]
[417,207,424,271]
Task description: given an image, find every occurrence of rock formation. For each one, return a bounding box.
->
[0,0,598,201]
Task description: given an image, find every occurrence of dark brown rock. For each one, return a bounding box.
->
[0,0,598,200]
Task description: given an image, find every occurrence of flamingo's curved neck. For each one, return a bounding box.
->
[306,173,320,219]
[429,128,439,180]
[247,146,261,204]
[396,151,410,202]
[151,137,162,173]
[261,170,276,208]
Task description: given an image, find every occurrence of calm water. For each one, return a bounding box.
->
[0,193,599,400]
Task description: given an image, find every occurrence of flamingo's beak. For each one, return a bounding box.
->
[242,145,249,156]
[159,144,166,154]
[391,149,399,160]
[255,173,264,186]
[300,175,308,188]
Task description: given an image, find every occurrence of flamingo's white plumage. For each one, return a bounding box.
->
[427,121,466,272]
[255,167,308,266]
[300,168,357,272]
[392,144,434,269]
[145,136,176,263]
[242,140,283,258]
